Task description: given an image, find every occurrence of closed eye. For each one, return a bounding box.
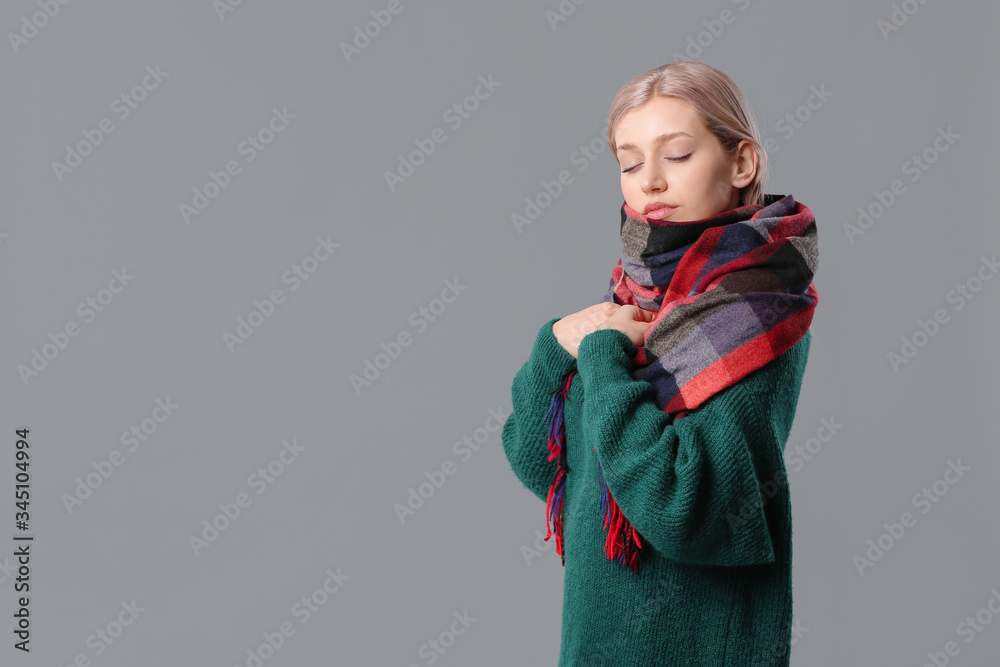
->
[621,153,692,173]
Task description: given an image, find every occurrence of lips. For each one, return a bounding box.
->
[643,202,678,220]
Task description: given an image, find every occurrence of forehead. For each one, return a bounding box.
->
[615,97,704,149]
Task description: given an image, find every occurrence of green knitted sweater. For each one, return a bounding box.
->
[501,317,811,667]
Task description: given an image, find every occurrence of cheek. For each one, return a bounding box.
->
[690,165,725,200]
[621,178,638,200]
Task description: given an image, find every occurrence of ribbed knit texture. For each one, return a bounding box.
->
[502,317,811,667]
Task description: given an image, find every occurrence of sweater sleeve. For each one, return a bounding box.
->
[575,327,809,567]
[501,317,578,503]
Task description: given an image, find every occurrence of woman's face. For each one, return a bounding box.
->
[614,95,756,223]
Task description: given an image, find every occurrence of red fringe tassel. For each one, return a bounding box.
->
[543,369,643,572]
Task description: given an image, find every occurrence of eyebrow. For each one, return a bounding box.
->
[615,131,694,154]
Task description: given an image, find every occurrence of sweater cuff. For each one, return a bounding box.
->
[576,328,638,385]
[529,317,578,386]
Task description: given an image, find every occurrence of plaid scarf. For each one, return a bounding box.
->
[544,193,819,572]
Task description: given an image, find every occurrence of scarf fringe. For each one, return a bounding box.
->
[543,370,574,566]
[596,450,643,572]
[538,194,816,573]
[543,369,643,572]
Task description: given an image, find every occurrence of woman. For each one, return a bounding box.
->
[501,61,819,666]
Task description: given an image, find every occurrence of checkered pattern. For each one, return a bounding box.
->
[603,193,818,416]
[544,194,818,572]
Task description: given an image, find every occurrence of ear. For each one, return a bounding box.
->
[730,139,758,189]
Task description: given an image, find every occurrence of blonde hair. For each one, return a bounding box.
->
[607,61,768,208]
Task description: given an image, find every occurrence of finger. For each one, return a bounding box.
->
[632,325,649,346]
[627,305,646,322]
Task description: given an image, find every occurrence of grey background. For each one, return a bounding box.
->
[3,0,998,665]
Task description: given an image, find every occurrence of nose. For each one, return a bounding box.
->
[642,161,665,194]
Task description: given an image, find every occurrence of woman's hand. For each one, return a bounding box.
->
[552,303,657,358]
[552,303,618,359]
[595,304,657,349]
